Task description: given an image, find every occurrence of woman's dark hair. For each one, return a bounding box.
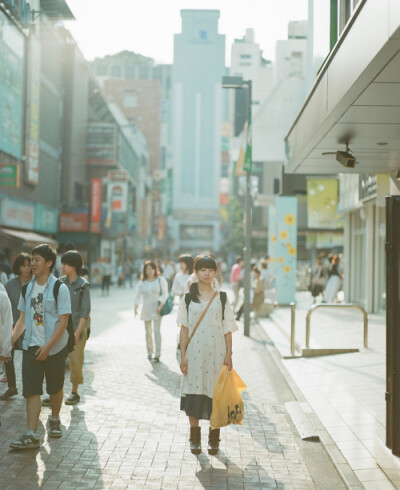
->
[31,244,57,271]
[141,260,158,280]
[61,250,83,275]
[236,256,243,264]
[12,253,31,276]
[189,255,218,301]
[178,254,194,274]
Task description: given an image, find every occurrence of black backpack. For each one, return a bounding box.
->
[184,291,227,320]
[22,279,75,353]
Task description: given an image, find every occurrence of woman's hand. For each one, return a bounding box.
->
[224,352,233,371]
[180,355,188,376]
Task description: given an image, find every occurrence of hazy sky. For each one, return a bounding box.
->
[65,0,308,64]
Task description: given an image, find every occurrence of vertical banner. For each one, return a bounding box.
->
[25,35,40,185]
[107,181,128,212]
[307,179,338,229]
[268,205,277,278]
[91,178,102,222]
[276,197,297,304]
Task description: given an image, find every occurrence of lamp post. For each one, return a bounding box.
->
[222,76,252,337]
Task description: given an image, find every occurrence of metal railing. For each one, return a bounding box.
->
[305,303,368,349]
[273,302,296,356]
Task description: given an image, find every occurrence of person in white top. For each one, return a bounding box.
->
[0,291,12,362]
[171,254,194,299]
[134,260,168,362]
[178,255,238,455]
[161,259,175,290]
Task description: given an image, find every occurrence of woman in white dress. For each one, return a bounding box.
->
[134,261,168,362]
[178,255,238,455]
[171,254,194,299]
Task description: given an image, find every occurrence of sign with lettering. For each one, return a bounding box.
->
[0,164,19,187]
[0,198,34,229]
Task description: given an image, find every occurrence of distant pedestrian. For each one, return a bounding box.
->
[230,256,243,308]
[123,259,134,288]
[323,255,343,303]
[9,244,71,450]
[235,268,264,320]
[178,255,238,455]
[171,254,194,299]
[42,250,90,407]
[310,255,327,303]
[101,259,112,295]
[134,260,168,362]
[0,250,12,278]
[0,253,32,401]
[162,258,175,290]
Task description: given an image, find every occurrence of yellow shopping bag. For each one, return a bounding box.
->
[210,365,247,430]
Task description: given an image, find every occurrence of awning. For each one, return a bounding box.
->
[285,0,400,175]
[0,227,58,247]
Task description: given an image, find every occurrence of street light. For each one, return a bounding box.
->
[222,75,252,337]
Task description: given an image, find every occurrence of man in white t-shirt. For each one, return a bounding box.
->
[10,244,71,450]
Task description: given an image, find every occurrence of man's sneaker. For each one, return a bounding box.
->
[0,387,18,400]
[41,397,51,407]
[10,432,40,450]
[65,393,80,405]
[48,416,62,438]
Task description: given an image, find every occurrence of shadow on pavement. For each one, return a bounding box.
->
[145,361,181,398]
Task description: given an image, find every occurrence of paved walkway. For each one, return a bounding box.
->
[0,287,346,489]
[259,292,393,489]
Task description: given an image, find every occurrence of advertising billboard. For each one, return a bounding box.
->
[86,123,117,166]
[0,10,24,159]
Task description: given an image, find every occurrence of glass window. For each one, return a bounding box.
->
[123,94,138,108]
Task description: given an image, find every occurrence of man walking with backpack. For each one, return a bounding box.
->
[9,244,71,450]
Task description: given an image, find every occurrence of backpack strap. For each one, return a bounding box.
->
[53,278,62,307]
[219,291,227,320]
[21,282,29,300]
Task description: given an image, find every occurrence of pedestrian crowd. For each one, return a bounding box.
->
[0,244,91,450]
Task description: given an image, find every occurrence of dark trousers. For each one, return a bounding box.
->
[5,350,16,389]
[102,274,111,293]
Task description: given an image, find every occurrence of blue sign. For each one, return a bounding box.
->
[276,197,298,304]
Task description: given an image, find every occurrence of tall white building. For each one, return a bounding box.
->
[170,10,226,253]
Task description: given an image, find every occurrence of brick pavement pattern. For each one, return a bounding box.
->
[0,287,346,489]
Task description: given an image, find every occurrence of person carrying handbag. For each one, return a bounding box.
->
[134,260,168,362]
[177,255,238,455]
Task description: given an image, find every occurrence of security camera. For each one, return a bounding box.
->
[336,151,357,168]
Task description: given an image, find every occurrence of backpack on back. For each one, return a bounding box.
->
[22,278,75,353]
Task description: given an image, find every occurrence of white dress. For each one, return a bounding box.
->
[135,277,168,321]
[171,272,190,298]
[177,294,238,399]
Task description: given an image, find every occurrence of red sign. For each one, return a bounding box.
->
[59,213,88,232]
[91,178,102,223]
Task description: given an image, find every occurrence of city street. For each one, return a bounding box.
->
[0,286,347,489]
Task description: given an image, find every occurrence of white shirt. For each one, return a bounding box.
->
[162,263,175,280]
[135,277,169,321]
[0,291,12,359]
[29,282,46,347]
[171,272,190,298]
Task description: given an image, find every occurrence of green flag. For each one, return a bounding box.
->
[243,109,252,173]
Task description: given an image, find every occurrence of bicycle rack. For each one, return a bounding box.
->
[303,303,368,357]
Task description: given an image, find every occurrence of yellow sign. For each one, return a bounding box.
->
[307,179,338,229]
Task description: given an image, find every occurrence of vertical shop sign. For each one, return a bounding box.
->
[276,197,297,304]
[91,178,102,222]
[166,168,173,216]
[107,181,128,212]
[25,35,40,185]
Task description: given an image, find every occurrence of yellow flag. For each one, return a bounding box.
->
[235,121,248,176]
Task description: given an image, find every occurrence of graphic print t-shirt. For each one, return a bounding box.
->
[29,282,46,347]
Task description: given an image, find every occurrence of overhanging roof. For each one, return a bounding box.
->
[285,0,400,174]
[0,227,58,246]
[40,0,75,20]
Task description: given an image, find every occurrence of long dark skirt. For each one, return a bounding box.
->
[180,394,213,420]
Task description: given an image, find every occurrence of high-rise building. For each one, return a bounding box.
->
[170,10,226,253]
